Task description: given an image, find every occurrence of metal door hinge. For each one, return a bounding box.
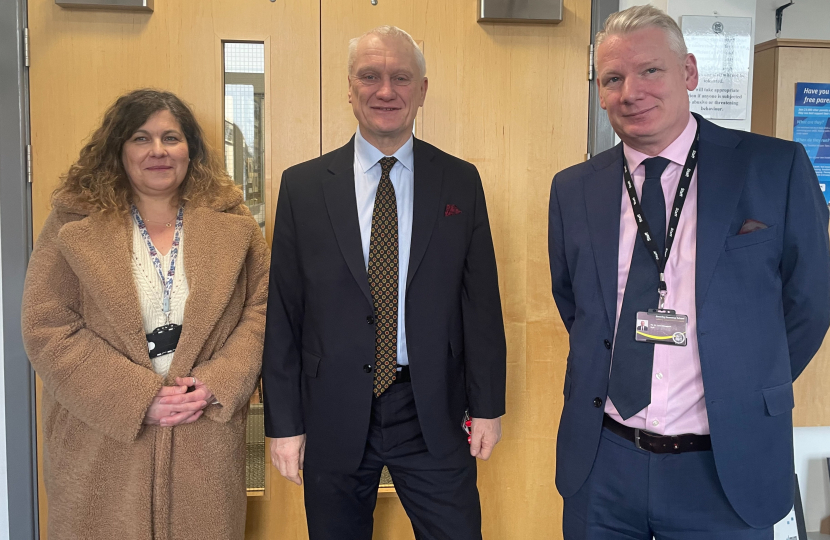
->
[24,28,29,67]
[588,43,594,81]
[26,145,32,183]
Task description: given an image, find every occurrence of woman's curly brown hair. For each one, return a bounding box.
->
[53,88,240,213]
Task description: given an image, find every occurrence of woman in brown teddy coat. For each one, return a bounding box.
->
[22,88,269,540]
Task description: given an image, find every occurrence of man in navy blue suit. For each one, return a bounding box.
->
[549,5,830,539]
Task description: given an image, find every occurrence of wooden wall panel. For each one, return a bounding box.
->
[320,1,592,538]
[787,52,830,427]
[774,46,830,141]
[751,40,830,427]
[749,48,777,137]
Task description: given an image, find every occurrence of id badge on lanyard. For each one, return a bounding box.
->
[625,126,700,347]
[132,205,185,359]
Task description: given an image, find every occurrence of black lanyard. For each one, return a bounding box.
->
[622,124,700,307]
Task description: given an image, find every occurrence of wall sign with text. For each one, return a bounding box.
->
[682,16,752,121]
[793,82,830,205]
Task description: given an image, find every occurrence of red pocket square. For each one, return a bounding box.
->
[445,204,462,217]
[738,219,768,235]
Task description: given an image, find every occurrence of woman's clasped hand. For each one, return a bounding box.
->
[144,377,216,427]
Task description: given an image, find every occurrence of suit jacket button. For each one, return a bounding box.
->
[593,397,603,408]
[604,339,611,349]
[363,364,373,373]
[366,316,375,325]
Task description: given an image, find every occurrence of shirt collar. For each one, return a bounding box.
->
[354,126,414,174]
[622,112,698,173]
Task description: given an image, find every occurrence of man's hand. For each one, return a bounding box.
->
[270,434,306,486]
[469,417,502,461]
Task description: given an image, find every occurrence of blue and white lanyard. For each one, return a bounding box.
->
[131,205,184,324]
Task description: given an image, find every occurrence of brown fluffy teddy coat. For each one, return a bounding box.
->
[22,189,269,540]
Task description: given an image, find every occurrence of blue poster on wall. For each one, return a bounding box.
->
[793,82,830,204]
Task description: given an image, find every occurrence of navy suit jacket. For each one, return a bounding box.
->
[262,137,506,473]
[548,115,830,527]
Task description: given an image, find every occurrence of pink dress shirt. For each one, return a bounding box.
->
[604,113,710,436]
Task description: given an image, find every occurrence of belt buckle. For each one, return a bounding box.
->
[634,428,642,450]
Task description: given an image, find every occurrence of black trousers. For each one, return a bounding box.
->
[303,382,482,540]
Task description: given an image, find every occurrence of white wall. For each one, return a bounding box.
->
[619,0,757,132]
[756,0,830,44]
[0,206,9,539]
[619,0,667,10]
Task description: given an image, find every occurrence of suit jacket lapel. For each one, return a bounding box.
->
[57,212,153,370]
[585,146,624,331]
[407,139,443,288]
[694,116,746,309]
[323,138,374,307]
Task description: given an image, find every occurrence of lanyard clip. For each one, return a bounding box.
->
[658,273,667,310]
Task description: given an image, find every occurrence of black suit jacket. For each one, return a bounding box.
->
[262,137,506,473]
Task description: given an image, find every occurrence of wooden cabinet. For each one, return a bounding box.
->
[752,39,830,139]
[751,38,830,427]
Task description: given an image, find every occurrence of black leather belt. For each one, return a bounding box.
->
[393,365,411,384]
[603,414,711,454]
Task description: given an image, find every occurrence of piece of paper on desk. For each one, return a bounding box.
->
[774,507,799,540]
[774,473,808,540]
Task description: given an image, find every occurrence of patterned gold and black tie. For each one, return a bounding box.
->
[368,156,399,397]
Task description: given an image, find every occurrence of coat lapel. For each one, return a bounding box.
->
[170,206,254,376]
[694,116,746,309]
[407,139,443,288]
[57,212,153,369]
[585,146,624,331]
[323,138,374,308]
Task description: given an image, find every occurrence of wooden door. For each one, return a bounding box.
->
[28,0,592,537]
[318,0,592,538]
[27,0,320,537]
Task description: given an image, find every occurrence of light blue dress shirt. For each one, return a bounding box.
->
[353,127,414,366]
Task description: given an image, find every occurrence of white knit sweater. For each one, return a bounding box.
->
[131,221,190,377]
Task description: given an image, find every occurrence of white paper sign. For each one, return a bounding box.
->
[682,16,752,120]
[773,507,799,540]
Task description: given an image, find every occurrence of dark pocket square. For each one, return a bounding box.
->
[445,204,462,217]
[739,219,768,235]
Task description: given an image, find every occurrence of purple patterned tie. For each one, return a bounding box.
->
[368,157,399,396]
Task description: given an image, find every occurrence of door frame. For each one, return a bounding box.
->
[0,0,39,537]
[588,0,619,157]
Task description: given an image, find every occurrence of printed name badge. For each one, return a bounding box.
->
[635,309,688,346]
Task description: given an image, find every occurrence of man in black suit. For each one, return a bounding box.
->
[262,25,506,540]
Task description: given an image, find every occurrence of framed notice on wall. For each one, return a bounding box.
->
[681,16,752,121]
[793,82,830,205]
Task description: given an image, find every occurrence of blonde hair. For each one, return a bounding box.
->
[53,88,240,213]
[596,5,687,59]
[348,25,426,78]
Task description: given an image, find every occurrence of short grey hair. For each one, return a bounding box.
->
[596,5,688,59]
[347,25,426,79]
